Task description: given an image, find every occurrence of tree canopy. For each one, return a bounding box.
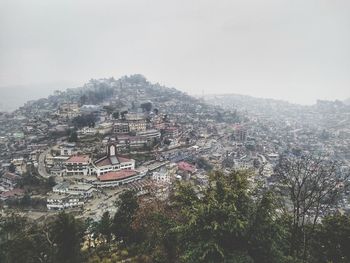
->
[1,168,349,263]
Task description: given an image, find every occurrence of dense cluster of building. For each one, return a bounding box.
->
[0,76,226,219]
[1,75,349,220]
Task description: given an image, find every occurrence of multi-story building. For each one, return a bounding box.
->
[128,119,147,132]
[137,129,161,141]
[234,125,247,142]
[0,172,20,190]
[163,127,179,139]
[97,122,113,135]
[60,143,77,156]
[57,103,80,119]
[52,181,70,194]
[114,121,130,134]
[47,194,84,210]
[67,183,94,197]
[116,135,147,149]
[64,155,91,176]
[77,127,97,136]
[94,170,142,188]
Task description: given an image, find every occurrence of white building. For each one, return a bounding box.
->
[137,129,161,141]
[53,182,94,197]
[47,194,84,210]
[67,183,94,197]
[52,182,70,194]
[97,122,113,135]
[152,170,171,183]
[78,127,97,136]
[64,155,91,176]
[94,170,142,188]
[60,143,77,156]
[114,122,130,134]
[92,143,135,176]
[128,119,147,132]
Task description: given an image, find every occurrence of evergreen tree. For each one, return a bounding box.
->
[97,211,112,243]
[112,190,139,245]
[49,212,85,263]
[310,214,350,263]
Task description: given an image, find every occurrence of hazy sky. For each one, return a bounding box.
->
[1,0,350,105]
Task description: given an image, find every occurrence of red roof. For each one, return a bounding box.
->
[98,170,138,182]
[2,172,20,181]
[118,156,133,163]
[95,156,132,167]
[178,161,196,173]
[66,155,90,164]
[95,157,112,167]
[0,188,25,199]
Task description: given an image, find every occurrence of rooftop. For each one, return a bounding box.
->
[66,155,90,164]
[94,155,132,167]
[0,188,25,199]
[178,161,196,173]
[1,172,20,181]
[98,170,138,182]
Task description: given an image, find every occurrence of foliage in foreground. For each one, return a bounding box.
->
[1,170,350,263]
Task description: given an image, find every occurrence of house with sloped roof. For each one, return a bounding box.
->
[94,170,142,188]
[92,143,135,176]
[0,172,20,190]
[177,161,197,174]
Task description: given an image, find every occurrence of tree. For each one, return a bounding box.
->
[112,111,119,119]
[8,163,16,173]
[47,176,56,188]
[196,157,213,171]
[248,192,288,263]
[7,166,350,263]
[163,138,171,146]
[68,130,78,143]
[0,213,52,263]
[170,181,198,211]
[112,190,139,245]
[120,111,128,120]
[177,171,254,262]
[20,193,31,207]
[275,154,349,261]
[168,170,292,263]
[103,105,114,116]
[97,211,112,243]
[72,113,96,129]
[49,212,85,263]
[132,200,178,263]
[80,95,87,105]
[141,102,152,112]
[310,214,350,263]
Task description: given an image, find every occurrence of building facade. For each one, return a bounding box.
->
[92,143,135,176]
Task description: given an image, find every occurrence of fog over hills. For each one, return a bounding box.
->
[1,78,349,113]
[1,1,350,105]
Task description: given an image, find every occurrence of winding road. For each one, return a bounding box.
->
[37,148,50,178]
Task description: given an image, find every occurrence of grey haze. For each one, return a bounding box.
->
[0,0,349,108]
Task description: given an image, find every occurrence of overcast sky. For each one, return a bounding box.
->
[0,0,350,105]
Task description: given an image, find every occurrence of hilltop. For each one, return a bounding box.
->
[14,74,239,124]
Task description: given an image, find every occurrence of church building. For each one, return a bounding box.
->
[92,143,135,176]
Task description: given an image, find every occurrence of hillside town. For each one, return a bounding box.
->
[2,0,350,261]
[0,75,235,219]
[1,75,350,221]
